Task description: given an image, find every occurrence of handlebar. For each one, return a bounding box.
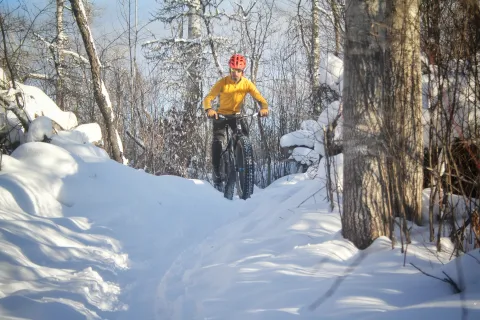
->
[217,113,259,120]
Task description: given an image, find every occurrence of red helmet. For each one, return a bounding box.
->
[229,54,246,70]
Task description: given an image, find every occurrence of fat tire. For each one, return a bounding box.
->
[235,136,254,200]
[219,150,228,189]
[223,149,236,200]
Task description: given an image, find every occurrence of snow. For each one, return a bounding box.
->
[280,129,315,149]
[317,100,342,128]
[0,78,103,149]
[306,153,344,192]
[280,100,343,159]
[25,116,54,142]
[300,119,321,133]
[319,53,344,94]
[0,85,479,320]
[420,188,478,225]
[61,123,104,145]
[290,146,320,165]
[17,83,78,130]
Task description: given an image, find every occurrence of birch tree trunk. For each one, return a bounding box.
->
[185,0,201,114]
[69,0,124,163]
[55,0,66,110]
[128,0,138,164]
[311,0,321,116]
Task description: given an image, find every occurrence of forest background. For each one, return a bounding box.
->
[1,0,480,253]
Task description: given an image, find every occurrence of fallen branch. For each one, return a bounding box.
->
[297,187,325,207]
[410,262,461,293]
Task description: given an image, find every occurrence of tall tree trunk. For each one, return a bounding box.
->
[185,0,201,114]
[128,0,138,164]
[386,0,423,225]
[55,0,66,110]
[178,0,202,177]
[297,0,321,117]
[342,0,423,249]
[329,0,342,57]
[342,0,391,249]
[69,0,123,163]
[311,0,321,116]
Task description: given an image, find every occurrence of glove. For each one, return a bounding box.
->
[259,109,269,117]
[206,108,218,119]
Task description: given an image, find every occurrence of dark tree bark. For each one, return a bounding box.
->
[342,0,423,249]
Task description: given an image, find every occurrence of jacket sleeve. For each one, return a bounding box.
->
[248,81,268,109]
[203,79,224,110]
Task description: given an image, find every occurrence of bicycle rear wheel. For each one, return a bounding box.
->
[235,136,254,200]
[222,149,236,200]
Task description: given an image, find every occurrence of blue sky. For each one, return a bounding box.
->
[1,0,163,33]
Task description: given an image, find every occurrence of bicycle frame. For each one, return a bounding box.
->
[219,113,257,156]
[216,113,258,199]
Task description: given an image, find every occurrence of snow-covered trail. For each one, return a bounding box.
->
[1,141,479,320]
[0,141,238,320]
[153,174,480,320]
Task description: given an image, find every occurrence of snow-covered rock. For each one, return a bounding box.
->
[17,83,78,130]
[25,116,54,142]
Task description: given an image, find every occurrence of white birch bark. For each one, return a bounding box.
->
[311,0,321,116]
[56,0,67,110]
[185,0,202,114]
[69,0,123,163]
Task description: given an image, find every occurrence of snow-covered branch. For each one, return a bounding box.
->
[61,50,90,64]
[33,32,90,65]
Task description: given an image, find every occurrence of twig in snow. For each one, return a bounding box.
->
[297,187,325,207]
[465,251,480,264]
[308,251,367,311]
[410,262,461,293]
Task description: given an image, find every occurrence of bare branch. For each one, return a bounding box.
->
[410,263,461,293]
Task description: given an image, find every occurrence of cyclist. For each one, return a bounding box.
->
[203,53,269,191]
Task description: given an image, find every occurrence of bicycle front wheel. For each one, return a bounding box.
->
[222,149,236,200]
[235,136,255,200]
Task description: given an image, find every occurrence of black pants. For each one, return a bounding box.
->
[212,117,249,170]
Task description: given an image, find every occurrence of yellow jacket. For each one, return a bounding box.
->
[203,76,268,115]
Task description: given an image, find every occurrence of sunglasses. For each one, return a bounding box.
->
[230,68,244,73]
